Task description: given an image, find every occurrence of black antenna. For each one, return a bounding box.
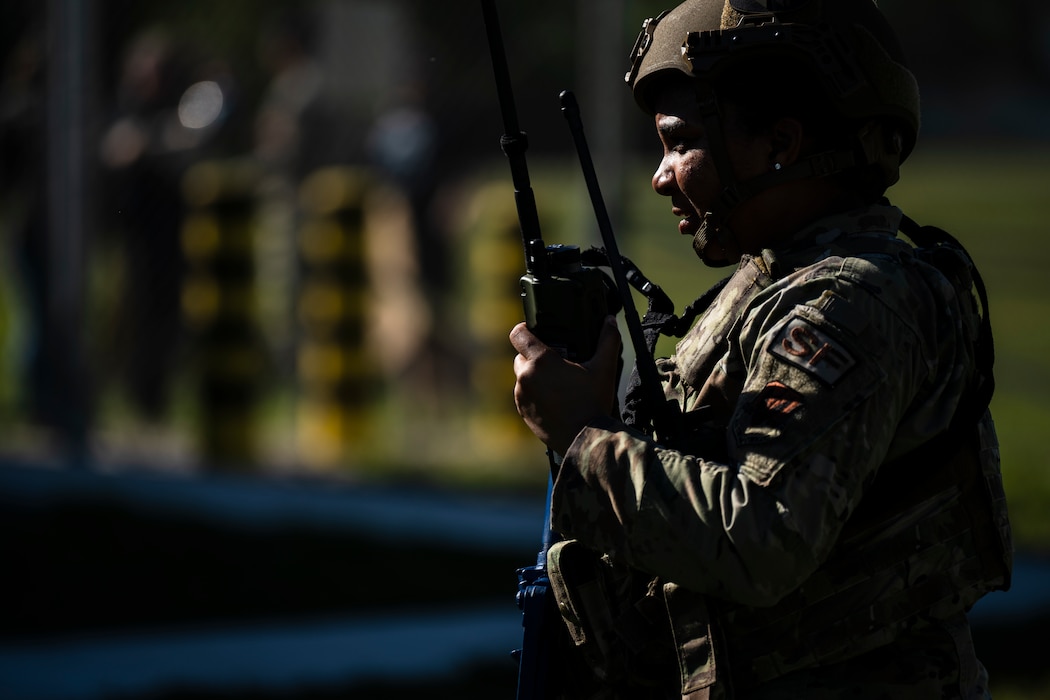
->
[481,4,557,699]
[560,89,679,439]
[481,0,544,273]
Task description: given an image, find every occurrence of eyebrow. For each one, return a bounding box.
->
[656,115,702,142]
[656,115,687,137]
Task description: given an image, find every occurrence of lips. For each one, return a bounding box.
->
[678,217,698,236]
[673,203,700,237]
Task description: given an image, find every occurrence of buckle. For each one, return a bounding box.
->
[625,10,669,85]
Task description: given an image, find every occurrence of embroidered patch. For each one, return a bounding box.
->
[760,381,804,415]
[769,317,856,386]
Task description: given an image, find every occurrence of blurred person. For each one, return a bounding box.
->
[509,0,1012,697]
[99,29,230,421]
[366,85,464,397]
[252,8,353,378]
[366,85,443,300]
[254,8,349,182]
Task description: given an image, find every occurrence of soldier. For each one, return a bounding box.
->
[509,0,1012,697]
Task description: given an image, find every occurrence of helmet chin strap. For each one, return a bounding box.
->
[691,90,860,265]
[691,213,735,267]
[691,92,741,266]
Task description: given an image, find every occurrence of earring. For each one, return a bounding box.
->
[773,162,783,171]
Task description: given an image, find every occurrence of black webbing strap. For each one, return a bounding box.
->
[623,273,731,434]
[897,212,996,425]
[581,246,732,434]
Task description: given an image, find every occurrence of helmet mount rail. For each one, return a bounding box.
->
[684,21,868,124]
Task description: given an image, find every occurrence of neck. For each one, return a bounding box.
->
[729,178,863,254]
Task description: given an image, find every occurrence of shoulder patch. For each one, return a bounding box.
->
[769,316,855,386]
[760,380,804,416]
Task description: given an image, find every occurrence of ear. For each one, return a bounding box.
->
[769,117,805,168]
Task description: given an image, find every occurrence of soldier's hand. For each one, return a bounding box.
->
[510,316,622,455]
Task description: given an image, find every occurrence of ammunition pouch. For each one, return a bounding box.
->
[548,539,722,699]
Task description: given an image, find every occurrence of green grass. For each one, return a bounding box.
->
[886,144,1050,551]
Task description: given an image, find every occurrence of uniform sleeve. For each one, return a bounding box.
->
[552,258,946,607]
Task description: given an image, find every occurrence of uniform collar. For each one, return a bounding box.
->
[776,202,904,253]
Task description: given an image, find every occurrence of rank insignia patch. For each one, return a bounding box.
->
[769,316,855,386]
[760,381,804,415]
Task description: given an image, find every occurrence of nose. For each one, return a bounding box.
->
[652,157,675,195]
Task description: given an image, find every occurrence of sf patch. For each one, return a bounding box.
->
[769,316,855,386]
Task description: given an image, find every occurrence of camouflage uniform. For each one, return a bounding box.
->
[548,203,1011,699]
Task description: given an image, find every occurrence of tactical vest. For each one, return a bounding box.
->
[716,219,1011,692]
[551,214,1012,698]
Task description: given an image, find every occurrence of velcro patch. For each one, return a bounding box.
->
[769,316,855,386]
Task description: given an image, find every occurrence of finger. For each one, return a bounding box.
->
[513,350,529,377]
[509,322,547,359]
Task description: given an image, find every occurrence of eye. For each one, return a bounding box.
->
[668,131,706,156]
[656,114,707,156]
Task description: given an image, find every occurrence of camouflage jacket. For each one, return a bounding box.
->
[550,204,1011,699]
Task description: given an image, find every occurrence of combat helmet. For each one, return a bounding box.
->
[626,0,920,257]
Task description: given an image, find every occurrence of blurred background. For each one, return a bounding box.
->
[0,0,1048,698]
